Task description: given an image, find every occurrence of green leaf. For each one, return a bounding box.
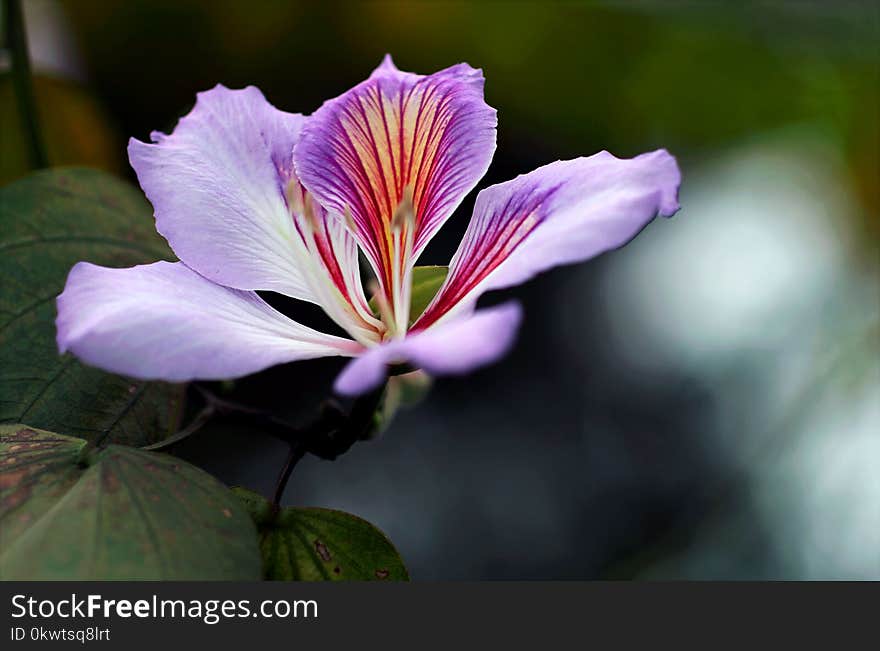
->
[0,168,185,447]
[0,424,261,580]
[408,265,448,323]
[234,487,409,581]
[369,265,448,325]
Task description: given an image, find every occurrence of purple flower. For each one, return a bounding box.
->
[56,56,681,396]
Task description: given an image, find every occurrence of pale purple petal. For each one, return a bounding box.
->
[128,85,317,300]
[334,301,522,396]
[56,261,360,382]
[294,55,497,292]
[414,150,681,328]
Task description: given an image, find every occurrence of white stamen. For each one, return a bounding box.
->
[389,186,416,336]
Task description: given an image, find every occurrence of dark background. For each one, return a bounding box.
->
[4,0,878,579]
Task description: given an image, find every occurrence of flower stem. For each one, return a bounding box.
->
[271,441,307,513]
[159,384,387,509]
[4,0,48,169]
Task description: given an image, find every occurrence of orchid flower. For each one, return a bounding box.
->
[56,56,681,396]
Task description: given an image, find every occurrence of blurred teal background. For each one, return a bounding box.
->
[2,0,878,578]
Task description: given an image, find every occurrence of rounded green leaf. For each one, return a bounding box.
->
[0,424,261,580]
[0,168,184,447]
[234,487,409,581]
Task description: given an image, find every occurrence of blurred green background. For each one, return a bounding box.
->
[2,0,878,579]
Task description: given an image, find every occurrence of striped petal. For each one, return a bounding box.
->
[129,84,377,342]
[414,150,681,329]
[57,262,360,382]
[285,180,382,344]
[294,55,497,299]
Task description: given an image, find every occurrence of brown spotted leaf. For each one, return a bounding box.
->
[234,487,409,581]
[0,167,184,447]
[0,424,261,580]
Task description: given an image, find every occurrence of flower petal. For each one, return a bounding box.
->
[129,85,380,342]
[414,150,681,328]
[333,301,522,396]
[129,85,316,300]
[57,261,360,382]
[294,55,497,291]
